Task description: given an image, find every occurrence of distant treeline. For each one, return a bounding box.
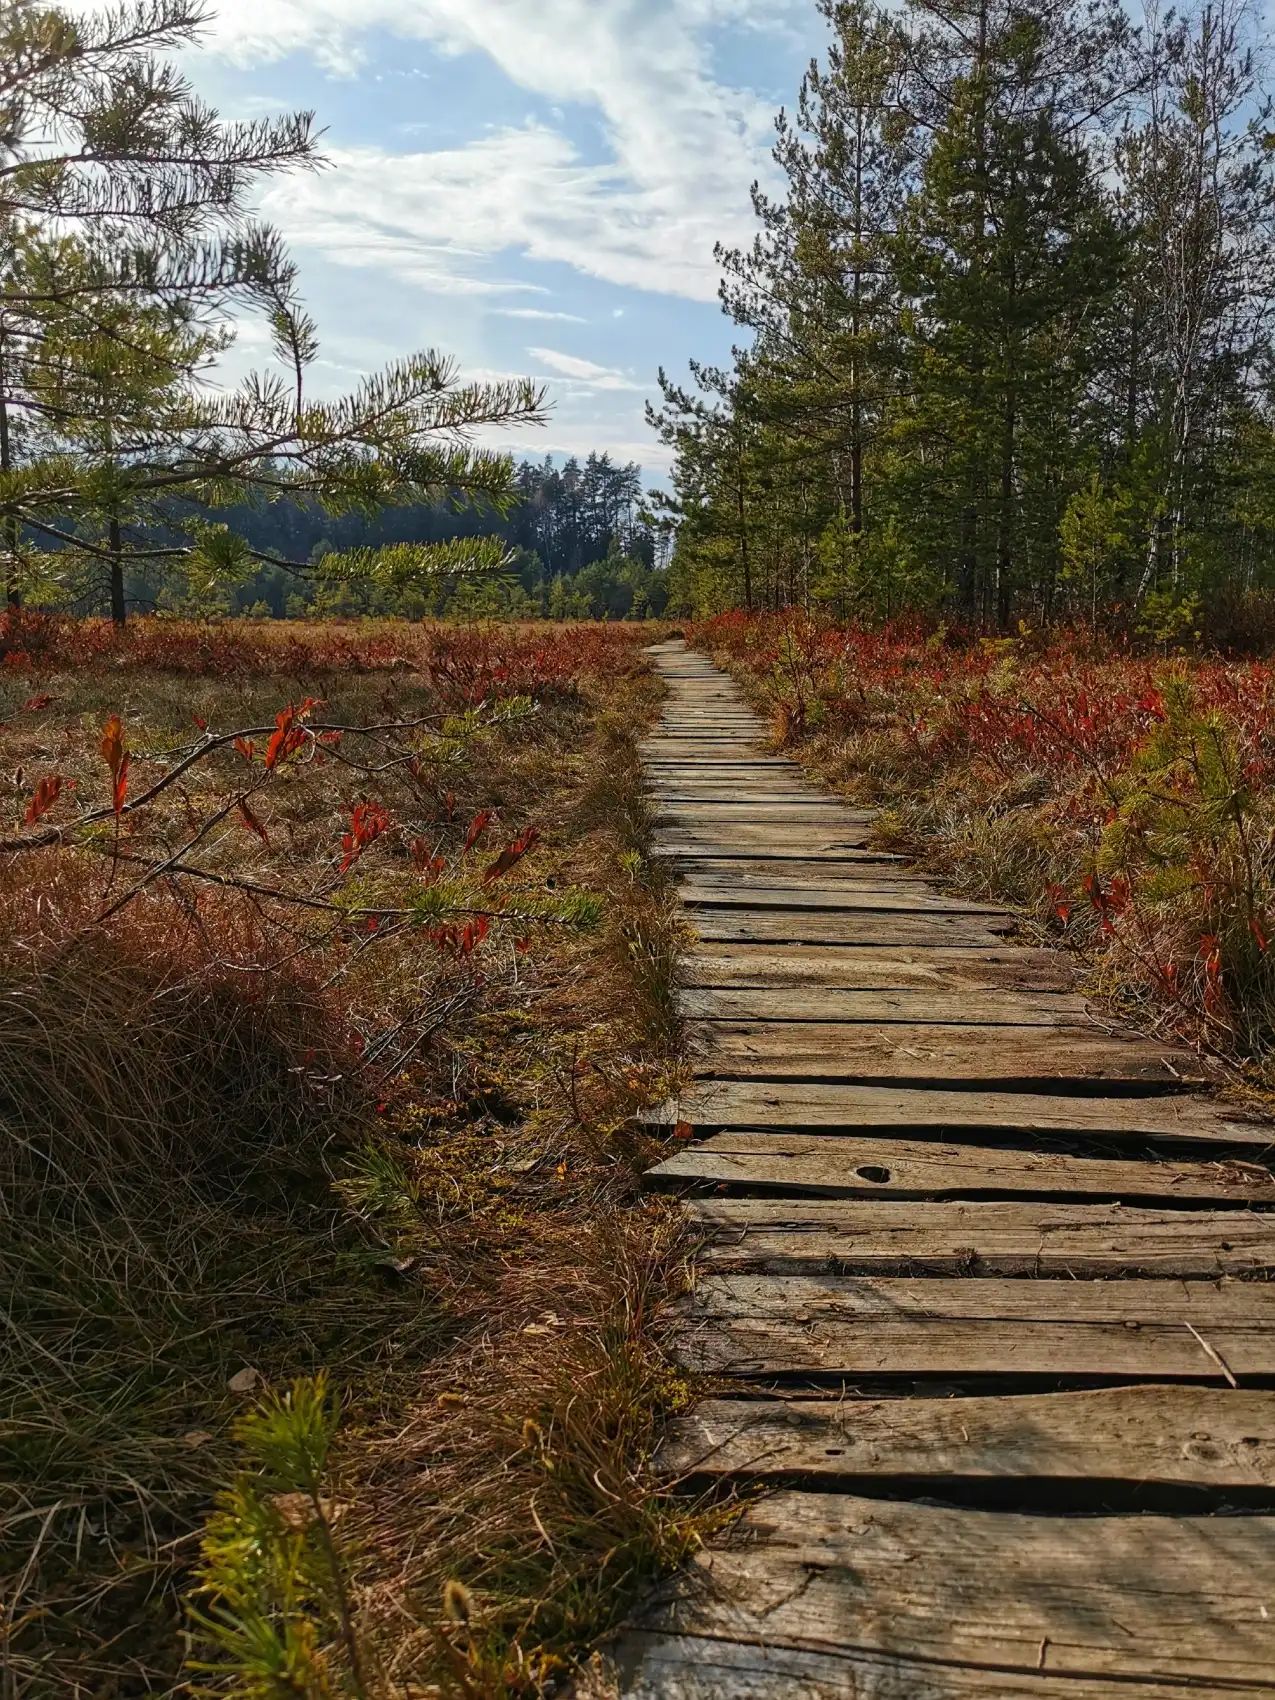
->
[111,453,670,621]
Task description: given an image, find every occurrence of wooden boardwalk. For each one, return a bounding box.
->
[614,640,1275,1698]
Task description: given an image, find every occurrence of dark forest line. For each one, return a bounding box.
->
[121,453,672,621]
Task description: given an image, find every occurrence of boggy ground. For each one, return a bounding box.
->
[0,615,698,1698]
[692,611,1275,1089]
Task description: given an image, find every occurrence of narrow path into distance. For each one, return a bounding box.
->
[615,638,1275,1698]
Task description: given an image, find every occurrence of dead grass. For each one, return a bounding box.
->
[0,620,694,1698]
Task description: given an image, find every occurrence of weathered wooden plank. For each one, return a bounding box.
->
[645,1080,1268,1146]
[659,1386,1275,1487]
[612,1632,1269,1700]
[683,943,1075,992]
[660,825,879,852]
[676,1272,1275,1378]
[656,727,765,737]
[657,845,907,866]
[656,790,859,806]
[639,743,779,760]
[679,985,1093,1024]
[662,853,923,879]
[647,1131,1275,1205]
[634,1494,1275,1687]
[649,790,825,805]
[680,881,1003,915]
[688,1197,1275,1275]
[659,809,870,829]
[650,795,828,809]
[653,796,852,813]
[691,909,1014,946]
[658,803,872,824]
[691,1020,1203,1087]
[647,776,811,791]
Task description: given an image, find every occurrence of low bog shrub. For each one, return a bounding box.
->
[694,611,1275,1073]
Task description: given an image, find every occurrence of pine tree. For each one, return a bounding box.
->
[1114,0,1275,606]
[649,361,765,613]
[653,0,1275,627]
[719,0,912,550]
[0,0,546,618]
[893,0,1128,625]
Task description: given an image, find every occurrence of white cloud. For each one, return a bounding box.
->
[263,119,748,303]
[527,346,646,391]
[493,308,588,323]
[172,0,800,303]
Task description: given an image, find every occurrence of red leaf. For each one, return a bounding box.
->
[193,714,209,732]
[100,714,129,815]
[464,809,495,853]
[236,797,270,846]
[21,694,53,713]
[263,700,320,771]
[1253,916,1270,955]
[458,914,490,957]
[264,706,298,770]
[410,837,446,876]
[483,825,541,885]
[234,737,256,763]
[24,773,62,825]
[100,713,124,773]
[339,799,392,871]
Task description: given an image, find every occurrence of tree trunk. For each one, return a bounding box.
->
[0,330,18,612]
[997,258,1018,633]
[850,106,865,539]
[997,390,1015,632]
[735,439,753,612]
[109,517,126,627]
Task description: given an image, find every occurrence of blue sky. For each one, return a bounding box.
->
[174,0,827,478]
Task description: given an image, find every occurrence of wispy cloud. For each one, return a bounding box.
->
[83,0,814,464]
[170,0,798,303]
[493,307,589,323]
[527,346,646,390]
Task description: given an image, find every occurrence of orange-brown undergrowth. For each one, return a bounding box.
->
[0,617,695,1698]
[693,610,1275,1084]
